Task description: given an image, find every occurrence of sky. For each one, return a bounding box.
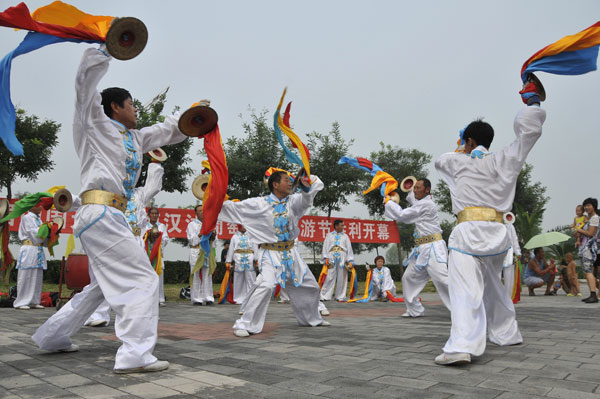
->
[2,0,600,262]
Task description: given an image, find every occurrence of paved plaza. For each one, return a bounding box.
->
[0,290,599,398]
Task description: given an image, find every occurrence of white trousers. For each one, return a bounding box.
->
[32,207,159,370]
[84,267,111,326]
[233,263,323,334]
[158,272,165,304]
[443,251,522,356]
[279,287,290,301]
[13,268,43,308]
[320,266,348,301]
[233,268,256,304]
[502,264,515,299]
[190,267,214,304]
[402,259,451,316]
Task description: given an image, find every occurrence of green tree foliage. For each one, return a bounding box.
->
[306,122,362,218]
[432,162,549,243]
[0,109,59,200]
[133,90,194,193]
[223,109,292,200]
[546,225,576,261]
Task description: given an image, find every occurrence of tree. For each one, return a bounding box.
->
[223,109,292,200]
[306,123,362,218]
[432,162,549,243]
[134,90,194,193]
[357,143,432,275]
[0,109,60,199]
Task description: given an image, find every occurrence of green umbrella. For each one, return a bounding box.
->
[523,231,571,250]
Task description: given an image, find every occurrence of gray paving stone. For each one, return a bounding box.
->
[0,291,599,398]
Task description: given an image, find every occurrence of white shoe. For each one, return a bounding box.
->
[159,302,166,307]
[277,299,289,304]
[401,312,411,318]
[56,344,79,353]
[114,360,169,374]
[320,309,330,316]
[15,305,30,310]
[318,321,331,327]
[88,320,108,327]
[234,329,250,337]
[32,304,45,309]
[434,352,471,365]
[238,311,244,315]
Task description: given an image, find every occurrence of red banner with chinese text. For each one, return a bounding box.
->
[2,200,399,244]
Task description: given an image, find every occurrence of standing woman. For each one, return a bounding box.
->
[575,198,599,303]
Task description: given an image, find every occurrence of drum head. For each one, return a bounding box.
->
[178,106,218,137]
[0,199,8,220]
[192,174,210,200]
[105,17,148,61]
[148,147,167,162]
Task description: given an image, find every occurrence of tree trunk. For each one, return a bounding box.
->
[7,181,11,200]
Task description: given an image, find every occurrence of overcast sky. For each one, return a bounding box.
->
[2,1,600,261]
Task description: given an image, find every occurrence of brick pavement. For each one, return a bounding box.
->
[0,290,599,398]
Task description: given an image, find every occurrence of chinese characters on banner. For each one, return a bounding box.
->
[3,201,399,244]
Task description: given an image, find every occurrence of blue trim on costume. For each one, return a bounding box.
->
[76,205,107,238]
[448,246,510,257]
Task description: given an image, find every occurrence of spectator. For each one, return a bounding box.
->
[524,248,556,296]
[572,205,588,248]
[560,253,581,297]
[575,198,599,303]
[220,240,230,263]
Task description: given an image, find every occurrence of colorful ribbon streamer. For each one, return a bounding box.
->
[144,231,163,276]
[0,2,114,155]
[273,88,311,177]
[198,126,229,253]
[347,269,374,303]
[317,264,329,289]
[521,21,600,82]
[0,192,53,224]
[36,219,60,256]
[217,266,235,304]
[511,258,521,304]
[347,266,358,300]
[338,156,398,198]
[0,224,14,271]
[385,290,405,302]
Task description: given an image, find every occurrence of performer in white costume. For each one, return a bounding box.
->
[369,256,396,300]
[187,205,215,305]
[32,46,189,373]
[85,162,165,326]
[226,225,258,305]
[219,170,329,336]
[384,179,451,317]
[502,223,521,299]
[13,207,46,310]
[143,207,169,306]
[320,220,355,301]
[433,86,545,365]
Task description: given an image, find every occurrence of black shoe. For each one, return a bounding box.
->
[193,302,203,306]
[205,301,214,306]
[583,294,599,303]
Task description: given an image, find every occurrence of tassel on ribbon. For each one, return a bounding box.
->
[317,264,328,289]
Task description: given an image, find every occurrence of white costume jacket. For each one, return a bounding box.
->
[226,231,258,272]
[435,107,546,256]
[219,176,324,288]
[372,266,395,293]
[72,48,186,238]
[321,231,354,268]
[16,212,46,270]
[385,191,447,270]
[187,219,207,268]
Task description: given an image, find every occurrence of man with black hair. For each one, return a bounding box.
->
[33,45,190,374]
[432,79,546,365]
[219,170,329,337]
[384,178,451,317]
[144,207,170,306]
[321,219,355,301]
